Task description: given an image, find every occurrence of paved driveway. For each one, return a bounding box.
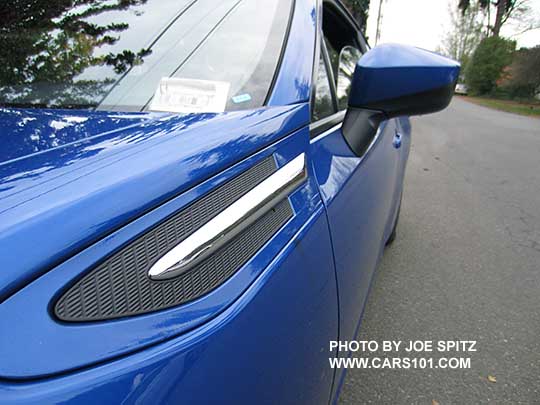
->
[339,97,540,404]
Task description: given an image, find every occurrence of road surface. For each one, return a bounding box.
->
[339,97,540,404]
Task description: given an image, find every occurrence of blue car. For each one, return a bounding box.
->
[0,0,458,403]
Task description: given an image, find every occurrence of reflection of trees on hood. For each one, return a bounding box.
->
[0,0,151,108]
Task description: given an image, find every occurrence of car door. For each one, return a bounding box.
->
[0,0,458,403]
[0,0,340,403]
[310,1,406,348]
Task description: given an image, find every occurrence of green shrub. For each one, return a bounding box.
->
[502,46,540,100]
[465,36,516,95]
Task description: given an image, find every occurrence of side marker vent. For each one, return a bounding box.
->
[55,156,294,322]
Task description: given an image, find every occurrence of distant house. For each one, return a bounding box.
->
[496,65,513,87]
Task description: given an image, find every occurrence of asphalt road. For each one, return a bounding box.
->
[338,97,540,404]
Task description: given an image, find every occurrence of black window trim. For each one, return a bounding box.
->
[310,0,367,138]
[309,0,323,119]
[328,0,369,53]
[310,38,340,137]
[263,0,297,106]
[321,39,338,112]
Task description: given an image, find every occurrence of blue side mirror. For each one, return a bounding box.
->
[342,44,460,156]
[349,43,460,117]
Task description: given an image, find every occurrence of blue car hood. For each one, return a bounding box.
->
[0,108,155,163]
[0,104,308,302]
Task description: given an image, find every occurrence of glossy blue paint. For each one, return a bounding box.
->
[0,127,321,379]
[312,117,411,404]
[0,104,308,302]
[267,0,316,106]
[349,43,460,107]
[0,108,160,163]
[0,206,338,404]
[311,118,405,347]
[0,0,457,403]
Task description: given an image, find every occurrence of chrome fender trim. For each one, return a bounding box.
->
[148,153,306,281]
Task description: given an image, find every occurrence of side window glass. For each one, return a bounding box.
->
[336,46,362,110]
[322,4,363,111]
[312,55,334,121]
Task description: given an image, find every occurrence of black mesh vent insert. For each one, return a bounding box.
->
[54,157,293,322]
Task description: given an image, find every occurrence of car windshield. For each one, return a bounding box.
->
[0,0,292,113]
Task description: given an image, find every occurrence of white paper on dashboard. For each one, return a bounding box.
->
[149,78,230,113]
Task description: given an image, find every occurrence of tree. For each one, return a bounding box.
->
[0,0,151,108]
[465,36,516,94]
[503,46,540,98]
[440,2,485,76]
[341,0,370,35]
[458,0,537,37]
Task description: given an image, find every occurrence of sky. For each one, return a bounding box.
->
[366,0,540,51]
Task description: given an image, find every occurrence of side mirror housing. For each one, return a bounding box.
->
[343,44,460,156]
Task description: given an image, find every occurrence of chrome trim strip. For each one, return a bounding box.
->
[148,153,306,281]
